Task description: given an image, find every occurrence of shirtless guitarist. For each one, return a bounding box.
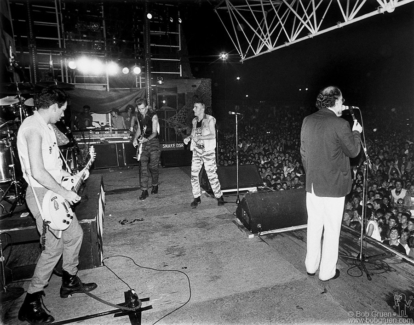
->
[16,87,97,324]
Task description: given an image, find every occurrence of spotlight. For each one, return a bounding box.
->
[219,52,228,61]
[178,17,182,24]
[77,56,91,74]
[157,76,164,85]
[147,13,152,19]
[68,59,77,70]
[246,94,249,98]
[122,67,130,74]
[236,76,240,80]
[133,66,141,75]
[169,17,173,23]
[91,59,104,75]
[107,61,119,75]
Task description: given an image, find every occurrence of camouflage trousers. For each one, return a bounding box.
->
[191,149,222,199]
[139,138,160,190]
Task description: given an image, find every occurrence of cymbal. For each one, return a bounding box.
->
[24,98,34,106]
[35,81,75,90]
[0,96,19,106]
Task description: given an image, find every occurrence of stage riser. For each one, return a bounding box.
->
[236,189,308,233]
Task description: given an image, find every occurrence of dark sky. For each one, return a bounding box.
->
[183,1,414,110]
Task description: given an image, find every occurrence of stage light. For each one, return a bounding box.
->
[133,66,141,75]
[246,94,249,98]
[91,59,104,75]
[77,56,91,74]
[122,67,129,74]
[236,76,240,80]
[107,61,119,75]
[68,59,77,70]
[157,76,164,85]
[147,13,152,19]
[178,18,182,24]
[169,17,173,23]
[219,52,228,61]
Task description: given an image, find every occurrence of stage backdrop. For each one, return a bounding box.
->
[68,88,146,114]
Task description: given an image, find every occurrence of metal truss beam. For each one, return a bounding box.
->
[215,0,414,62]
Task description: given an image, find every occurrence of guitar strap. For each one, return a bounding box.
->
[59,148,73,175]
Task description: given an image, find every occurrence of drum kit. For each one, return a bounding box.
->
[0,81,76,218]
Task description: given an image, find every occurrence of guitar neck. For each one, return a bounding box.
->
[73,156,94,194]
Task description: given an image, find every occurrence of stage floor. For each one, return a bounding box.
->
[2,166,414,324]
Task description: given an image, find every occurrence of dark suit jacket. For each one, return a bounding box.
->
[300,108,361,197]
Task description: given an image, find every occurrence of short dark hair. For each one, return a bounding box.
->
[112,108,119,114]
[36,87,68,109]
[135,98,147,106]
[193,99,205,107]
[83,105,90,109]
[389,226,400,236]
[316,86,342,110]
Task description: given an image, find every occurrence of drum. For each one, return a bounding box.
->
[0,141,13,183]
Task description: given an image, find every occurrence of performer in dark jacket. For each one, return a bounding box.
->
[300,86,362,281]
[132,98,160,200]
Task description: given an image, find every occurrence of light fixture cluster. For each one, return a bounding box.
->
[146,11,182,24]
[219,52,229,61]
[67,56,141,76]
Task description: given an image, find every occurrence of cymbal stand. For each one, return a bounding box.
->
[0,134,26,219]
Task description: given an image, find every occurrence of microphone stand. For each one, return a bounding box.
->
[339,109,387,280]
[230,113,241,204]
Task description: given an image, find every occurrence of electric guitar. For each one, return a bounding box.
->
[41,146,96,231]
[136,126,147,161]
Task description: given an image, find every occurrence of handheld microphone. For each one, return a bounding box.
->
[343,106,359,121]
[229,111,242,115]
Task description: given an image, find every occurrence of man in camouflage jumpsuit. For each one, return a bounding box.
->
[184,100,224,208]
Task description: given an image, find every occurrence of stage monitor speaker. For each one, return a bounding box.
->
[201,164,263,192]
[236,189,307,233]
[161,149,192,167]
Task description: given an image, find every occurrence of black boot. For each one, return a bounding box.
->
[190,197,201,208]
[139,190,149,200]
[151,185,158,194]
[18,291,55,324]
[217,196,225,206]
[60,270,97,298]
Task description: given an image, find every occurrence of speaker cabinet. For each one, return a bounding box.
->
[94,143,119,168]
[123,142,139,166]
[161,149,192,167]
[201,164,263,192]
[236,189,307,233]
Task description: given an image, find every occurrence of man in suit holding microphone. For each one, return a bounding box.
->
[300,86,362,281]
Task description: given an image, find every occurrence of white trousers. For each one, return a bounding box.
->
[305,188,344,281]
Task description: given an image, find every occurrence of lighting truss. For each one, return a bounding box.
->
[215,0,414,62]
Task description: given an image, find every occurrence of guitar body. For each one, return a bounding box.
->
[136,126,147,161]
[42,191,74,231]
[41,147,95,232]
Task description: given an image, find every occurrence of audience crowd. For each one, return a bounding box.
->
[217,103,414,257]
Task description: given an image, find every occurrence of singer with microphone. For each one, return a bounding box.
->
[183,100,225,208]
[300,86,363,282]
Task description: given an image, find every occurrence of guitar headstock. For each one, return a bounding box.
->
[89,146,96,162]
